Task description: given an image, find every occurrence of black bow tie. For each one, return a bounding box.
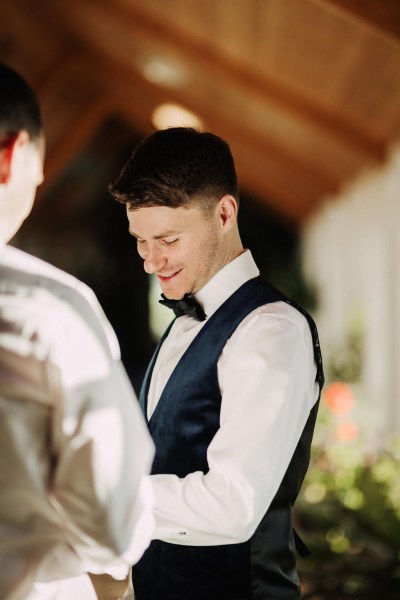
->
[159,293,207,321]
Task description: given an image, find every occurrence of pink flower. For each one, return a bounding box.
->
[335,421,359,442]
[324,382,354,415]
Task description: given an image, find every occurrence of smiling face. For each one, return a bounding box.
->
[127,198,239,299]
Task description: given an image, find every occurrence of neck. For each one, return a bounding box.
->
[223,228,244,266]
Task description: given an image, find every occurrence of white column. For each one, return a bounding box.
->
[303,145,400,440]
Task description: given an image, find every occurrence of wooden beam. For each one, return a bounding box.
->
[319,0,400,41]
[26,0,384,217]
[79,54,336,222]
[31,0,387,158]
[36,57,110,187]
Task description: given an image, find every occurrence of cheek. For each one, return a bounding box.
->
[194,233,220,275]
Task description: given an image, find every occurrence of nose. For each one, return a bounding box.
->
[142,244,166,275]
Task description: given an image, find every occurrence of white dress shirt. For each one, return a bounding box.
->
[0,245,155,600]
[147,250,319,546]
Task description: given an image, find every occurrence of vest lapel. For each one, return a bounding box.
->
[139,319,175,421]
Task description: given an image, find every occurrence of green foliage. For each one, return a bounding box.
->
[296,397,400,599]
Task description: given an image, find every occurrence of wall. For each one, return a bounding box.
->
[303,146,400,439]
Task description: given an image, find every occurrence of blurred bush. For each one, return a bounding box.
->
[296,381,400,599]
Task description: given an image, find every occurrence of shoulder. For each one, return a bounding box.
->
[240,300,311,337]
[222,299,314,365]
[218,299,318,398]
[0,246,119,359]
[0,246,96,304]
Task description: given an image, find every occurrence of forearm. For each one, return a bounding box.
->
[52,354,154,568]
[151,469,256,545]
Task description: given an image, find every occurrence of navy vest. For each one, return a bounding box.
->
[134,278,324,600]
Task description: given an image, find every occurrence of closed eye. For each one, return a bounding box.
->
[161,238,178,246]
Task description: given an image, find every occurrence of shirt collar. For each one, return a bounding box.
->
[195,249,259,319]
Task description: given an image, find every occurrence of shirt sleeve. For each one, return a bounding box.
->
[150,303,319,546]
[46,297,155,571]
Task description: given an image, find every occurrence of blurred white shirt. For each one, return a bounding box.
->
[0,245,154,600]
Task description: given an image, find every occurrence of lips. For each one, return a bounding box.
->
[157,269,182,282]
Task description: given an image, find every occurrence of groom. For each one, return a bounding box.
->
[110,127,324,600]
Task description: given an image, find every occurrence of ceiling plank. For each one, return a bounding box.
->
[36,57,110,186]
[77,53,340,221]
[42,0,386,159]
[4,0,399,224]
[0,1,67,89]
[26,0,386,221]
[320,0,400,41]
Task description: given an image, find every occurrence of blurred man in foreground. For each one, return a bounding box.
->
[0,62,154,600]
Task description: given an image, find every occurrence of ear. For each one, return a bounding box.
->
[217,194,238,230]
[0,131,29,184]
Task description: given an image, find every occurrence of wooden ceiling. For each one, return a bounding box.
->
[1,0,400,225]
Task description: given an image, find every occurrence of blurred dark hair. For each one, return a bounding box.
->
[109,127,238,213]
[0,62,42,143]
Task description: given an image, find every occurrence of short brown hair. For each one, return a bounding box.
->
[0,62,42,143]
[109,127,238,213]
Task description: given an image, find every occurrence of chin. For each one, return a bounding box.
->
[162,287,186,300]
[161,282,187,300]
[164,292,183,300]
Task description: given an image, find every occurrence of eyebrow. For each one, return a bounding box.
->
[128,229,181,240]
